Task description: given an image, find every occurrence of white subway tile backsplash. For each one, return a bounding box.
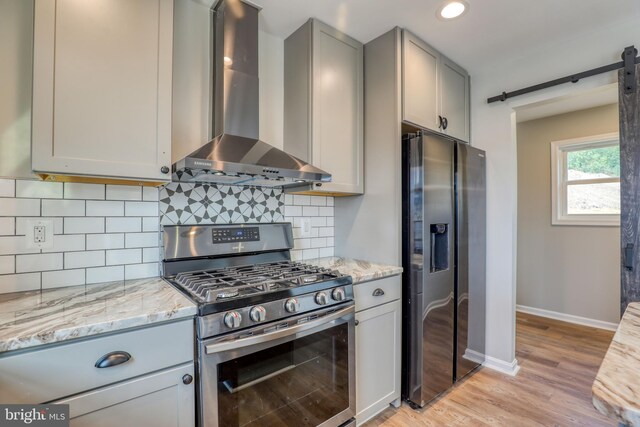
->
[142,217,159,232]
[87,234,124,250]
[16,253,63,273]
[64,217,105,234]
[318,247,334,258]
[318,227,334,237]
[64,183,105,200]
[142,187,159,202]
[125,201,158,217]
[302,206,319,217]
[86,201,124,217]
[0,256,14,274]
[0,179,335,293]
[86,266,124,284]
[0,273,40,293]
[125,263,159,280]
[106,185,142,201]
[65,251,105,269]
[311,238,326,248]
[0,179,15,197]
[16,181,63,199]
[106,249,141,265]
[319,207,334,217]
[310,217,326,227]
[0,198,40,217]
[302,248,319,259]
[0,218,14,235]
[16,217,63,235]
[309,196,326,206]
[42,269,85,289]
[0,236,39,256]
[293,195,310,206]
[106,217,141,233]
[142,248,160,263]
[125,233,158,248]
[43,235,85,253]
[42,200,84,217]
[284,206,302,217]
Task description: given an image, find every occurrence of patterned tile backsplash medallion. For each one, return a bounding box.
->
[0,179,334,294]
[159,183,284,225]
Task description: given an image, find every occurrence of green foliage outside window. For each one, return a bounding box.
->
[567,145,620,177]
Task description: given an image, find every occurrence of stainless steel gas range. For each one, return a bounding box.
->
[162,223,356,427]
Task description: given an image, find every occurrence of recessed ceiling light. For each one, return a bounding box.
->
[438,1,468,20]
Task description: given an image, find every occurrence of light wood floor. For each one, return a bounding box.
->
[365,312,615,427]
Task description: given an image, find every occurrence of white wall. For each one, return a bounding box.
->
[471,17,639,366]
[517,104,620,325]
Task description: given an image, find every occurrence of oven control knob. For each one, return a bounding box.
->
[223,311,242,328]
[332,288,346,302]
[315,292,328,305]
[249,306,267,322]
[284,298,300,313]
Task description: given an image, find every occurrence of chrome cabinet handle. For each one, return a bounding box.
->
[95,351,132,368]
[372,288,385,297]
[442,117,449,130]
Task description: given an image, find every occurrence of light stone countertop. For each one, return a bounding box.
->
[0,277,196,354]
[310,256,403,284]
[593,302,640,425]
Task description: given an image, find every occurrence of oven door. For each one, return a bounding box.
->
[199,304,355,427]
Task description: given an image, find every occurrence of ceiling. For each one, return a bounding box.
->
[252,0,640,74]
[515,83,618,123]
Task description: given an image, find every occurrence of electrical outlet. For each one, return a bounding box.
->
[25,219,54,249]
[300,218,312,237]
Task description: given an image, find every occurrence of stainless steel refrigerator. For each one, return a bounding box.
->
[401,131,486,407]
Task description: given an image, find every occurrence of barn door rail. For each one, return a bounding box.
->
[487,46,639,104]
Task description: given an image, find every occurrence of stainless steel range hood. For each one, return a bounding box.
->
[171,0,331,187]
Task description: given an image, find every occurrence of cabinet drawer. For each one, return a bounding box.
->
[354,275,401,312]
[0,319,193,404]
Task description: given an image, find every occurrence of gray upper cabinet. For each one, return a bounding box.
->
[402,31,440,132]
[284,19,364,195]
[439,56,470,142]
[31,0,173,184]
[401,30,470,142]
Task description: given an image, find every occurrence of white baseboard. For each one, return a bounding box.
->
[483,355,521,376]
[462,348,485,365]
[516,304,618,331]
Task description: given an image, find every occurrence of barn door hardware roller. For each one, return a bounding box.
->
[487,46,639,103]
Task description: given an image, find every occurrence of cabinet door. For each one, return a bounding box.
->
[402,30,439,132]
[439,56,470,142]
[311,20,364,194]
[32,0,173,182]
[55,364,195,427]
[355,299,401,425]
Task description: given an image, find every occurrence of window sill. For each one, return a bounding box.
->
[552,216,620,227]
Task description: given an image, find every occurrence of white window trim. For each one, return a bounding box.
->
[550,132,620,227]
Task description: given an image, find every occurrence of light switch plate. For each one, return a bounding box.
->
[25,219,54,249]
[300,218,312,238]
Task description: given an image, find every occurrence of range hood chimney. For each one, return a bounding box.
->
[172,0,331,187]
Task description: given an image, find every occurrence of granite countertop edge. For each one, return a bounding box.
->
[0,277,197,354]
[310,256,403,284]
[592,302,640,426]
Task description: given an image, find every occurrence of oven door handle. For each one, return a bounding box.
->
[205,304,355,354]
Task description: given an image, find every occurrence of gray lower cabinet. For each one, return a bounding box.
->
[0,320,195,426]
[354,275,402,425]
[55,363,194,427]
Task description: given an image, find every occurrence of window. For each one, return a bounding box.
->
[551,132,620,226]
